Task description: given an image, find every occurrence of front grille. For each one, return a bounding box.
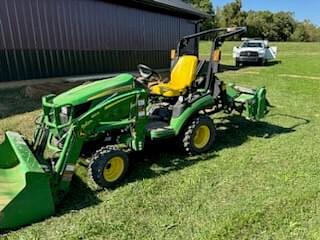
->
[240,51,258,57]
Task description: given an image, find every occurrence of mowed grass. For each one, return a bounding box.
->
[1,42,320,239]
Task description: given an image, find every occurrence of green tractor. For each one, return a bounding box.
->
[0,27,269,230]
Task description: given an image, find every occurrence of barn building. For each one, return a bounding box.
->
[0,0,206,82]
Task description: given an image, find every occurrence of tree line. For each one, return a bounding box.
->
[183,0,320,42]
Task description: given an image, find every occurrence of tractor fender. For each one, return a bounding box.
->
[170,94,214,135]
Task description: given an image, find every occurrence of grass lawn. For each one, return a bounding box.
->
[1,42,320,239]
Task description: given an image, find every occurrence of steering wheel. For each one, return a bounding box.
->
[137,64,161,82]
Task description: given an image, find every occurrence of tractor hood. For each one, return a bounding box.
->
[53,73,135,107]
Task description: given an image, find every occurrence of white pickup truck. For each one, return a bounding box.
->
[233,39,277,67]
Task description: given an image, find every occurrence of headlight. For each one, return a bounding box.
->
[61,106,70,115]
[60,106,71,124]
[258,51,264,57]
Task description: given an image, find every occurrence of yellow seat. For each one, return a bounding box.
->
[150,55,198,97]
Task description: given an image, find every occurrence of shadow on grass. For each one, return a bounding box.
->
[126,113,309,184]
[0,88,41,120]
[219,64,241,72]
[0,83,81,120]
[57,175,102,214]
[218,60,281,73]
[265,60,282,66]
[213,114,309,150]
[127,140,217,183]
[52,113,310,218]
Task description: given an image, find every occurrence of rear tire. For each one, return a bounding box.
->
[182,115,216,155]
[88,146,129,188]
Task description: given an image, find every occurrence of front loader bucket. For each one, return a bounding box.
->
[0,132,55,231]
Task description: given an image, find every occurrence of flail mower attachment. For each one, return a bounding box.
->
[226,84,269,120]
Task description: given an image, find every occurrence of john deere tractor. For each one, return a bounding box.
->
[0,27,269,230]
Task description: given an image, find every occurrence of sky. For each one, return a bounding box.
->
[213,0,320,26]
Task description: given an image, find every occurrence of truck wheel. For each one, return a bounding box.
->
[88,146,129,188]
[258,58,265,66]
[182,115,216,155]
[235,60,240,68]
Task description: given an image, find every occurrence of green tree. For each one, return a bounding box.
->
[290,21,320,42]
[185,0,320,41]
[245,11,296,41]
[303,20,320,41]
[272,12,296,41]
[183,0,215,31]
[246,11,277,39]
[219,0,246,27]
[290,23,306,41]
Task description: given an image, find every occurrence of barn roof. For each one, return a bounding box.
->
[133,0,209,19]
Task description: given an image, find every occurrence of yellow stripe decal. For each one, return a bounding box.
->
[104,95,133,110]
[88,85,132,101]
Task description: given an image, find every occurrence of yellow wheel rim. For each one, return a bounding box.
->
[103,156,125,182]
[193,125,211,149]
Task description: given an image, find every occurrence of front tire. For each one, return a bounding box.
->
[258,58,265,66]
[182,115,216,155]
[88,146,129,188]
[235,59,241,68]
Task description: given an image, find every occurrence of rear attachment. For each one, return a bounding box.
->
[0,132,54,231]
[227,84,269,120]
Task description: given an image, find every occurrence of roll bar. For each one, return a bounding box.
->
[176,27,247,57]
[175,26,247,94]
